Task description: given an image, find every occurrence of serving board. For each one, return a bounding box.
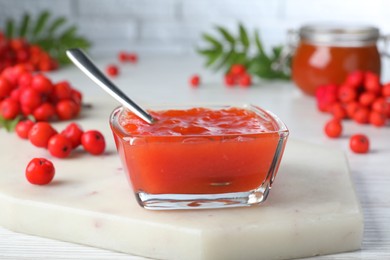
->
[0,98,363,260]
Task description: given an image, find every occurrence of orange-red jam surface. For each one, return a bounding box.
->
[119,107,277,136]
[111,106,283,194]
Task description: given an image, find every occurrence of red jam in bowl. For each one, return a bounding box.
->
[110,105,289,210]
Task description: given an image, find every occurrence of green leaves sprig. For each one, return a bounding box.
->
[4,11,91,65]
[0,115,21,132]
[197,23,290,80]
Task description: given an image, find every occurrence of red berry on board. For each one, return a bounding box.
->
[81,130,106,155]
[106,64,119,77]
[118,51,127,62]
[346,101,361,119]
[31,74,53,94]
[33,102,56,121]
[230,64,246,76]
[359,92,376,107]
[383,83,390,97]
[48,134,73,158]
[60,123,83,149]
[28,122,57,148]
[56,99,79,120]
[330,102,347,120]
[369,111,387,127]
[127,53,138,63]
[25,158,55,185]
[345,71,364,89]
[0,77,12,98]
[349,134,370,154]
[353,107,370,124]
[364,71,381,94]
[371,98,388,114]
[53,81,72,101]
[324,119,343,138]
[338,85,357,103]
[15,120,35,139]
[19,87,42,110]
[0,98,20,119]
[189,75,200,87]
[239,74,252,88]
[224,73,235,87]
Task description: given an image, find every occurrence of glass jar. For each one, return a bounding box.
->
[291,24,382,95]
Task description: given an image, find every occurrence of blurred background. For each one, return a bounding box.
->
[1,0,389,56]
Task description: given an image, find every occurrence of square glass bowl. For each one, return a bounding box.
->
[110,104,289,210]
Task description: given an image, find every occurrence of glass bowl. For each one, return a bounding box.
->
[109,104,289,210]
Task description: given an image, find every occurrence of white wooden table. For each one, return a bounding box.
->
[0,55,389,259]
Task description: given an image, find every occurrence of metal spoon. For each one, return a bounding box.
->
[66,48,155,124]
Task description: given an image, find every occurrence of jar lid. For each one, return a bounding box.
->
[299,24,380,46]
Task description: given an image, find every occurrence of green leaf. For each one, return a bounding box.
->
[19,14,30,37]
[205,51,222,67]
[239,23,249,49]
[254,29,265,56]
[214,49,235,71]
[59,25,77,41]
[0,115,21,132]
[216,26,235,44]
[48,17,66,35]
[32,11,50,37]
[5,19,14,38]
[202,33,222,50]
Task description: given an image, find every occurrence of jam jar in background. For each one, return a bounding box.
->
[286,24,388,96]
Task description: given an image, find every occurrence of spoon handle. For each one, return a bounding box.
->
[66,48,154,124]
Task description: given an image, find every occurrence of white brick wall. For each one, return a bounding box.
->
[0,0,390,56]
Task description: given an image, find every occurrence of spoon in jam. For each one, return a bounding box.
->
[66,48,155,124]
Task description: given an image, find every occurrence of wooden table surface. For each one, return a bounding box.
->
[0,56,389,259]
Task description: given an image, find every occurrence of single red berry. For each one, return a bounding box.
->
[10,88,21,102]
[189,75,200,87]
[324,119,343,138]
[60,123,83,149]
[0,77,12,98]
[316,84,338,112]
[224,73,236,87]
[353,107,370,124]
[0,98,20,119]
[127,53,138,63]
[71,89,83,105]
[371,98,388,114]
[346,101,361,119]
[28,122,57,148]
[15,120,35,139]
[56,99,78,120]
[359,92,376,107]
[48,134,73,158]
[25,158,55,185]
[369,111,387,127]
[31,74,53,94]
[382,83,390,97]
[17,72,33,88]
[33,102,56,121]
[338,85,357,103]
[345,71,364,89]
[81,130,106,155]
[230,64,246,76]
[19,87,42,110]
[53,81,72,101]
[239,74,252,88]
[118,51,127,62]
[106,65,119,77]
[364,72,381,94]
[349,134,370,154]
[330,102,347,120]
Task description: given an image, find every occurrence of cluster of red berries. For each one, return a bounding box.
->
[106,51,138,77]
[0,64,82,122]
[0,32,57,73]
[19,121,106,185]
[224,64,252,88]
[317,71,390,154]
[189,64,253,88]
[316,71,390,126]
